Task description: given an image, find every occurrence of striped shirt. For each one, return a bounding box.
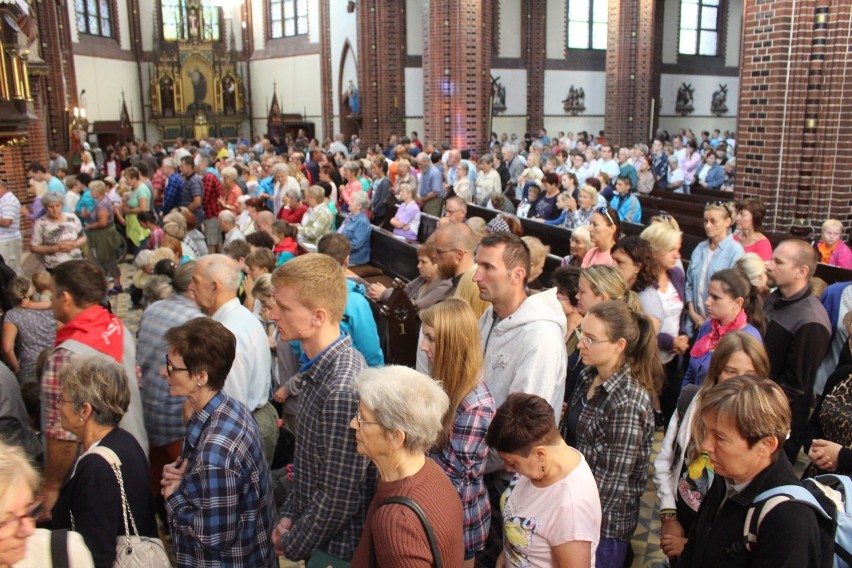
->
[166,391,277,567]
[0,191,21,241]
[136,293,203,447]
[279,334,378,561]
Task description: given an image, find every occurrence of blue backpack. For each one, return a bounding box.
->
[744,474,852,568]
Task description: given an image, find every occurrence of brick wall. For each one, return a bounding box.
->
[423,0,492,154]
[737,0,852,234]
[319,0,332,141]
[522,0,546,134]
[36,0,78,154]
[357,0,406,147]
[604,0,660,147]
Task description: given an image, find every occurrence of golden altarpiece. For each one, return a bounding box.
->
[148,0,246,142]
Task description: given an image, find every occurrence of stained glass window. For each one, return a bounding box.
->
[161,0,221,42]
[679,0,720,56]
[270,0,308,39]
[566,0,607,50]
[76,0,112,37]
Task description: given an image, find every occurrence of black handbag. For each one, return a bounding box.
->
[368,496,443,568]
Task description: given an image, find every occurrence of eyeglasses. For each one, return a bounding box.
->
[575,328,611,348]
[56,395,74,406]
[354,409,381,427]
[596,207,616,226]
[0,502,43,533]
[705,200,728,209]
[165,356,189,376]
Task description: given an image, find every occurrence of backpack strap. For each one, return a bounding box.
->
[51,529,70,568]
[368,496,443,568]
[744,484,833,552]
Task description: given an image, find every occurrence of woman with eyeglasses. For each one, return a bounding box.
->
[685,202,744,333]
[0,440,95,567]
[654,333,770,563]
[564,301,662,568]
[581,206,620,268]
[160,318,277,567]
[350,366,464,566]
[52,357,158,567]
[419,299,495,567]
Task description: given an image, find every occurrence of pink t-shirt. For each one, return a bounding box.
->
[581,247,615,268]
[501,450,602,567]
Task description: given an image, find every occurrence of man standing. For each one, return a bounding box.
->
[651,139,669,190]
[160,158,184,214]
[610,175,642,223]
[0,179,23,275]
[38,261,148,518]
[48,150,68,177]
[764,239,831,462]
[179,155,204,228]
[597,145,621,180]
[28,163,66,197]
[269,254,376,563]
[189,255,278,462]
[416,152,444,217]
[199,155,223,253]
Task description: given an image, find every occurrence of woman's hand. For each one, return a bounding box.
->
[688,304,705,329]
[273,385,289,404]
[673,335,690,355]
[567,196,577,212]
[243,274,254,296]
[367,282,386,301]
[660,518,687,558]
[809,439,843,471]
[161,458,188,498]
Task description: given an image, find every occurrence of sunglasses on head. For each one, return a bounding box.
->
[596,207,616,226]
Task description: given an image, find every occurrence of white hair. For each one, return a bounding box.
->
[199,254,242,292]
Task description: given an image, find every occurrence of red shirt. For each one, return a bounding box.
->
[201,172,223,218]
[278,203,308,224]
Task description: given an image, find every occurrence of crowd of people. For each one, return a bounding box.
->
[0,126,850,568]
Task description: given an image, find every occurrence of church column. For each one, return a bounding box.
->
[603,0,660,147]
[422,0,492,154]
[319,0,333,142]
[37,0,78,153]
[522,0,546,135]
[736,0,852,234]
[357,0,406,146]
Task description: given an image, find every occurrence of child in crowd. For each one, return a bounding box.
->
[31,271,52,302]
[138,211,163,250]
[816,219,852,269]
[271,220,299,267]
[516,185,541,219]
[244,248,276,315]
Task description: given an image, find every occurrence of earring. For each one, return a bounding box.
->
[196,382,202,387]
[541,463,545,474]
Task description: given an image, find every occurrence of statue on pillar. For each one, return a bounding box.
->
[491,75,506,114]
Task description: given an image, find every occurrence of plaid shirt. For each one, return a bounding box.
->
[201,171,223,218]
[40,347,78,442]
[151,168,167,205]
[166,391,277,567]
[181,173,204,226]
[567,364,654,541]
[279,334,377,561]
[428,381,495,556]
[163,173,184,214]
[136,294,203,447]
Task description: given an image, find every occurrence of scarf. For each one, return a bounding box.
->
[690,309,748,358]
[55,305,124,362]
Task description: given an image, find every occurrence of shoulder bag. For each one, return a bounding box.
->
[368,496,443,568]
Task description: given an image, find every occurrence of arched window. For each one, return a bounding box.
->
[161,0,221,42]
[567,0,607,50]
[75,0,113,37]
[679,0,720,56]
[269,0,308,39]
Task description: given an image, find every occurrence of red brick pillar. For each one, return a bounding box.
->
[603,0,659,147]
[357,0,406,147]
[319,0,333,142]
[737,0,852,233]
[423,0,492,154]
[522,0,546,135]
[36,0,77,154]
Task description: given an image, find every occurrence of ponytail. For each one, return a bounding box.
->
[710,268,765,335]
[743,284,767,336]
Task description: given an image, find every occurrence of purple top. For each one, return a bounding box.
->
[393,200,421,241]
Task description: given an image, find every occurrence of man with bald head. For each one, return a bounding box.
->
[764,239,831,462]
[255,210,275,235]
[189,254,278,461]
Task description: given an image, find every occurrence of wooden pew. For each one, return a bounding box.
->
[377,282,420,367]
[467,204,573,257]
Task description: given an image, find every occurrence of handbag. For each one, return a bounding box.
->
[79,446,170,568]
[368,496,443,568]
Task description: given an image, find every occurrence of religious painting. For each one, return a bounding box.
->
[160,76,176,116]
[181,55,213,112]
[221,75,237,114]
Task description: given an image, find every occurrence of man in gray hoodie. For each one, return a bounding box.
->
[475,231,568,432]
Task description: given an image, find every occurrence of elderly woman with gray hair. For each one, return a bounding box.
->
[52,357,158,567]
[30,191,86,270]
[349,365,464,566]
[83,180,125,294]
[338,191,372,265]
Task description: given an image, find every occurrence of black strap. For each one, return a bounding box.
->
[51,529,70,568]
[368,496,443,568]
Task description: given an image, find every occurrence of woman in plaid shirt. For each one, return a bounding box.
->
[421,299,496,566]
[564,301,663,568]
